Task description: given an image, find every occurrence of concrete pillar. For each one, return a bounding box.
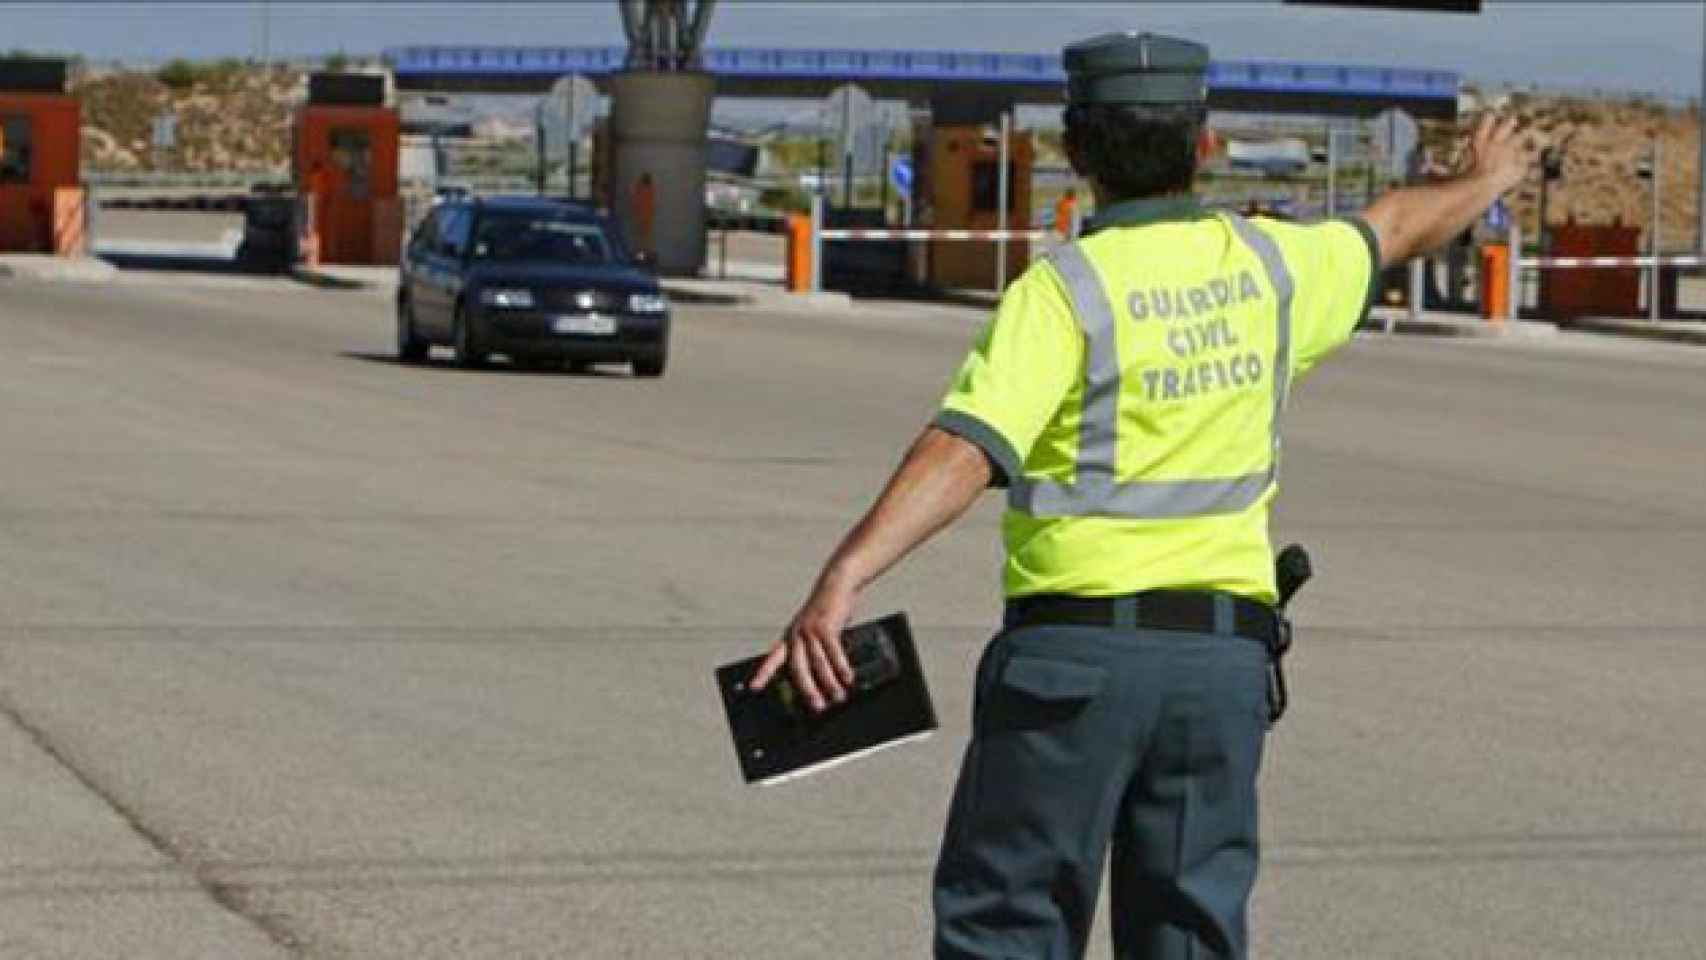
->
[607,71,715,277]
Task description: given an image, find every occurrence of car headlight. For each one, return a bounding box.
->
[628,293,669,314]
[479,288,536,309]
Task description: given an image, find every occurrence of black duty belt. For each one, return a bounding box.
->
[1006,587,1297,723]
[1005,590,1280,647]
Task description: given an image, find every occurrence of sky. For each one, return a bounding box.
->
[1,1,1702,97]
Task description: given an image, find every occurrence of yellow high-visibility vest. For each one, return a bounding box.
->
[936,196,1378,603]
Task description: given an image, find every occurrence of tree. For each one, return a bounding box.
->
[157,59,200,91]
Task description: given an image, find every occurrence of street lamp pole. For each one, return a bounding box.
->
[1538,152,1550,254]
[1325,124,1337,217]
[1698,5,1706,254]
[1651,137,1663,323]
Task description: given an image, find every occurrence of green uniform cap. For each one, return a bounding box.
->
[1063,32,1209,107]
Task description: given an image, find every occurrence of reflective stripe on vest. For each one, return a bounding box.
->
[1008,213,1295,519]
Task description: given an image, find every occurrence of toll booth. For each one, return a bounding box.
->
[917,121,1034,290]
[294,73,401,265]
[0,59,83,255]
[1541,220,1641,320]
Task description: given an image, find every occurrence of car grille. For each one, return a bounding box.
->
[545,289,621,312]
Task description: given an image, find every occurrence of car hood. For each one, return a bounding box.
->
[466,262,659,294]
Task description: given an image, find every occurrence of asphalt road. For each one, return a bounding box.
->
[1,273,1704,958]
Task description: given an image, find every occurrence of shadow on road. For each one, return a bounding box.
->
[97,252,284,277]
[340,350,630,379]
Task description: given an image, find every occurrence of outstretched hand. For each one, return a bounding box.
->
[1459,113,1529,195]
[750,577,859,713]
[1364,112,1534,267]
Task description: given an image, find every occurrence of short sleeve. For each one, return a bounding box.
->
[933,261,1083,487]
[1271,217,1380,376]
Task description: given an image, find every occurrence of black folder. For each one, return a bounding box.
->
[715,613,937,785]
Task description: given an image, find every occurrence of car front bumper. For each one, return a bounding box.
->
[476,308,669,358]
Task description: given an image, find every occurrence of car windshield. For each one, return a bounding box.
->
[472,212,616,265]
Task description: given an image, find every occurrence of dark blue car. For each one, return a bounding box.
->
[397,196,670,377]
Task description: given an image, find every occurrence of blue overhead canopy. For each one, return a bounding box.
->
[385,45,1459,119]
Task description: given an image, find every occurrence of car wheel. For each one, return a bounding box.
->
[453,303,487,369]
[632,348,666,379]
[396,296,430,363]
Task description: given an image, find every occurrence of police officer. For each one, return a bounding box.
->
[752,31,1527,960]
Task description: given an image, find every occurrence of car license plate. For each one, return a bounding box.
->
[553,314,617,336]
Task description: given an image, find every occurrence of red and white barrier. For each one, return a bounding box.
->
[805,193,1055,293]
[1498,220,1702,323]
[1521,255,1706,269]
[819,228,1051,242]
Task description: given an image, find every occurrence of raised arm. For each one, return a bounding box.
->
[1360,115,1529,269]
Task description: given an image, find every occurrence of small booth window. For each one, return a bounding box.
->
[0,115,32,184]
[971,160,1021,214]
[330,128,372,199]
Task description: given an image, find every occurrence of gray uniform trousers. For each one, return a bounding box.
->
[932,620,1271,960]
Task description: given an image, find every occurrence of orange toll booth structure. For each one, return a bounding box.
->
[0,59,85,256]
[294,73,400,266]
[918,122,1034,290]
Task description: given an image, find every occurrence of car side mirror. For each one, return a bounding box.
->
[632,249,658,272]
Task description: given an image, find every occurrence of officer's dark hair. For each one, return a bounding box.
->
[1062,103,1205,201]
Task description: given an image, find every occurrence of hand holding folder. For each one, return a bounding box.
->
[715,613,937,785]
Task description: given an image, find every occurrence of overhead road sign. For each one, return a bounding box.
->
[824,83,881,171]
[544,74,600,142]
[1371,107,1419,180]
[151,112,177,151]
